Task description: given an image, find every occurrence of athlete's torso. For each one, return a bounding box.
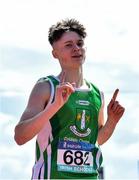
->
[32,75,103,179]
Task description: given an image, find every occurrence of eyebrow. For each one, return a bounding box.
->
[64,39,84,44]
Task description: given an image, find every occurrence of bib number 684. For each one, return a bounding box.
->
[63,150,91,166]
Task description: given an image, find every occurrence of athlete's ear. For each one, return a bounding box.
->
[52,49,58,59]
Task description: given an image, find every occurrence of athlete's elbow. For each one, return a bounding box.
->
[14,133,27,145]
[97,139,104,146]
[14,126,27,145]
[97,136,106,145]
[14,137,25,145]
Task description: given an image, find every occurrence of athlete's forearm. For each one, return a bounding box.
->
[14,102,60,145]
[97,118,117,145]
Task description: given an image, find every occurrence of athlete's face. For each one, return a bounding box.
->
[52,31,86,69]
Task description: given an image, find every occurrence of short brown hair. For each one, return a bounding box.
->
[48,19,87,45]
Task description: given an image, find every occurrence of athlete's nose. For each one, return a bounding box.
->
[72,44,80,51]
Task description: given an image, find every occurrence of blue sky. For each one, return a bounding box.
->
[0,0,139,179]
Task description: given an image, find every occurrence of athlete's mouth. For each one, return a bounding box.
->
[72,55,83,58]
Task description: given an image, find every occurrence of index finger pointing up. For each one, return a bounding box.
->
[112,89,119,101]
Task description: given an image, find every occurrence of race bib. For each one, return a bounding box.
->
[57,140,98,174]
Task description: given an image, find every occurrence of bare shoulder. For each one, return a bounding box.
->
[20,78,51,121]
[29,78,51,103]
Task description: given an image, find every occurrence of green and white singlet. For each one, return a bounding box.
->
[32,75,103,179]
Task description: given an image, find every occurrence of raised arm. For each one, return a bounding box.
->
[97,89,125,145]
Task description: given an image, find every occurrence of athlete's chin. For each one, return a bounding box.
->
[72,61,85,68]
[72,57,85,64]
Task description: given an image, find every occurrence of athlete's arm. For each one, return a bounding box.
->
[14,80,51,145]
[14,78,75,145]
[97,106,117,145]
[97,89,125,145]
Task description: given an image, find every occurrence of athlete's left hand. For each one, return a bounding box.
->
[107,89,125,125]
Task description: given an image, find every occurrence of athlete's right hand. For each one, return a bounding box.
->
[53,72,75,108]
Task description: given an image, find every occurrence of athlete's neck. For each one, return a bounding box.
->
[58,68,84,88]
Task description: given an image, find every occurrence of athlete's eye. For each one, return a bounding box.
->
[77,41,84,48]
[65,44,73,48]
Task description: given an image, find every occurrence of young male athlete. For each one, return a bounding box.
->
[14,19,125,179]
